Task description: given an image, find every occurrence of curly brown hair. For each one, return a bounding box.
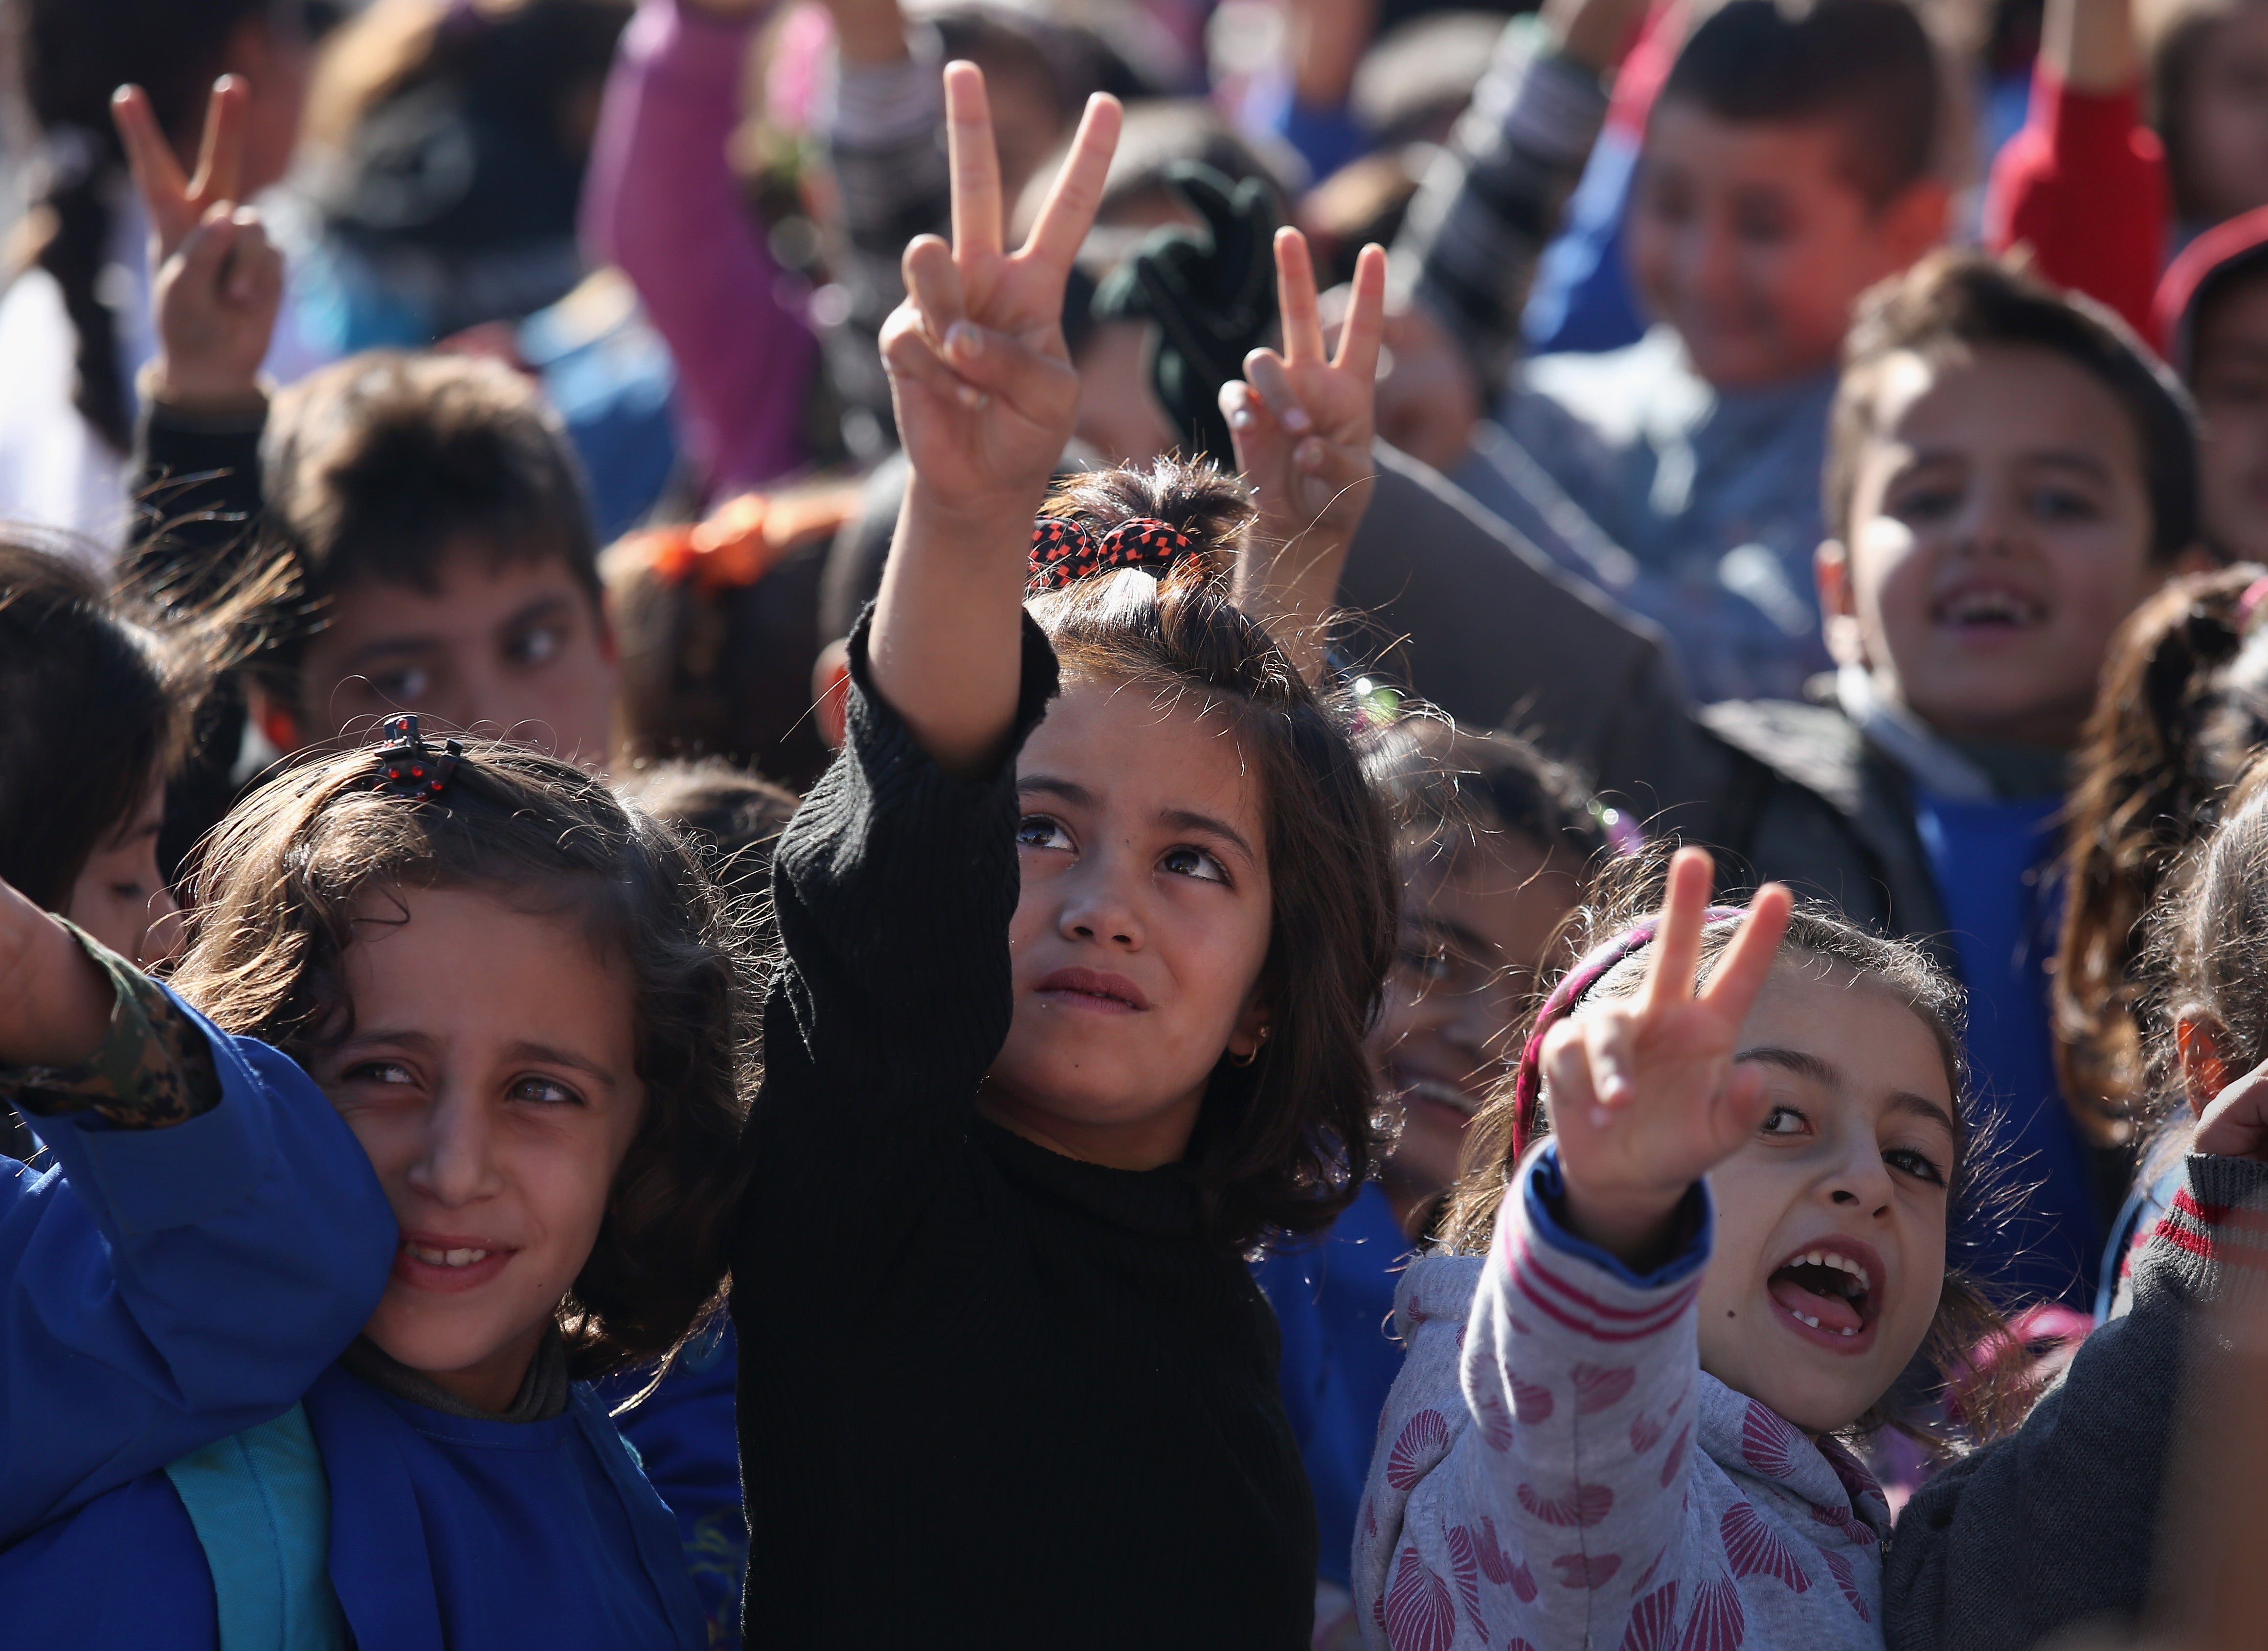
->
[169,738,760,1378]
[1438,853,2033,1445]
[1028,457,1396,1252]
[2055,565,2268,1143]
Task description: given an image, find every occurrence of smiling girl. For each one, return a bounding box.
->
[1356,848,2021,1649]
[730,61,1398,1651]
[0,724,753,1649]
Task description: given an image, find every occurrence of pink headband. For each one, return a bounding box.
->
[1509,906,1745,1159]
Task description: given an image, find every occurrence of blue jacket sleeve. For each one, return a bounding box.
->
[0,989,397,1542]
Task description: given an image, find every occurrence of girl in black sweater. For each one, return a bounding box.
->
[732,64,1400,1649]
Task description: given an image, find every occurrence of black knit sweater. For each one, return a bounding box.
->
[731,616,1316,1649]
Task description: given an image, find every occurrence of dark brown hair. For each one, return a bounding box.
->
[1365,715,1613,869]
[256,351,600,708]
[1655,0,1940,208]
[2145,751,2268,1111]
[1439,855,2031,1443]
[0,535,191,908]
[1028,458,1396,1252]
[1827,251,2201,563]
[168,738,758,1376]
[2056,565,2268,1143]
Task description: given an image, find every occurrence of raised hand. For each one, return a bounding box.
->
[1223,229,1383,681]
[879,65,1121,531]
[868,65,1121,775]
[114,79,280,412]
[1544,848,1794,1260]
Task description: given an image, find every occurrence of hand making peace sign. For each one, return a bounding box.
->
[1222,230,1385,681]
[879,65,1123,525]
[113,77,282,412]
[1545,848,1795,1259]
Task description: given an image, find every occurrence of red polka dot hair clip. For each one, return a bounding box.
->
[1028,516,1197,592]
[369,714,463,802]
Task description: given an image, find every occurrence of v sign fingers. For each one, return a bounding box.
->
[113,78,247,261]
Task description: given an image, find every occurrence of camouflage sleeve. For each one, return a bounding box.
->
[0,925,220,1131]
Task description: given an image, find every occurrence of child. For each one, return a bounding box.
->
[730,65,1399,1646]
[0,720,753,1647]
[1885,756,2268,1650]
[1400,0,1950,702]
[0,869,394,1547]
[2054,564,2268,1311]
[1361,250,2206,1311]
[2152,208,2268,563]
[0,539,193,968]
[1257,719,1609,1628]
[1359,847,2019,1647]
[0,2,314,544]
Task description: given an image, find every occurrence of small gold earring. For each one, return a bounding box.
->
[1230,1026,1272,1067]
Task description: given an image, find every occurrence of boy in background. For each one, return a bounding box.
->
[1392,0,1949,702]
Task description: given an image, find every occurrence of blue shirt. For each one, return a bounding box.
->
[1253,1181,1412,1585]
[1915,793,2102,1307]
[0,994,395,1544]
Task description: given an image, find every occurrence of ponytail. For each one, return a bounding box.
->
[2055,565,2268,1137]
[26,137,132,454]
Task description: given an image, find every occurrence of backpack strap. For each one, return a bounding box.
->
[165,1402,351,1651]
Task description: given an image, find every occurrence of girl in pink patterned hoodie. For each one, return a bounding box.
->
[1355,848,2022,1651]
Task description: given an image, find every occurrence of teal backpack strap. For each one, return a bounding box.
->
[164,1403,352,1651]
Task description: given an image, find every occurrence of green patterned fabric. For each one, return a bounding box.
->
[0,923,219,1130]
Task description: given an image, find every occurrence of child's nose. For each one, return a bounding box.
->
[409,1091,503,1205]
[1057,853,1145,948]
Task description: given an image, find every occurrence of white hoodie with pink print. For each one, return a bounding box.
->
[1354,1145,1892,1651]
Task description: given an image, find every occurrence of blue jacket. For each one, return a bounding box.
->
[0,1359,707,1649]
[0,993,396,1543]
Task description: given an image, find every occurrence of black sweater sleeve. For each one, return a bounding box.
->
[1883,1154,2268,1650]
[123,399,269,608]
[749,608,1060,1264]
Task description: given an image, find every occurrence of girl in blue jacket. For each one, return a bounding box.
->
[0,720,756,1651]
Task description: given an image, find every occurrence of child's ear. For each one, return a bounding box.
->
[1227,998,1272,1065]
[1874,178,1950,275]
[1815,540,1870,668]
[812,639,853,752]
[2178,1016,2231,1117]
[246,684,303,758]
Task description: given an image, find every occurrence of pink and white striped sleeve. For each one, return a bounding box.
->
[1399,1144,1710,1649]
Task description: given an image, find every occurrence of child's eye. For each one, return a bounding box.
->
[1015,815,1074,852]
[109,882,147,903]
[2027,486,2101,523]
[1758,1105,1809,1137]
[510,624,566,668]
[1886,1147,1947,1187]
[1396,944,1454,984]
[369,667,432,704]
[1889,484,1962,522]
[509,1075,583,1107]
[344,1060,418,1087]
[1159,844,1230,885]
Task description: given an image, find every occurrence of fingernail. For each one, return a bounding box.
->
[956,383,988,409]
[946,322,980,358]
[1229,407,1253,430]
[1282,407,1312,433]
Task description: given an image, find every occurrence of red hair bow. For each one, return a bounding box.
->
[1028,516,1196,591]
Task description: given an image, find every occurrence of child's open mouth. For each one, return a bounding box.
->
[1765,1239,1882,1352]
[1931,583,2045,634]
[394,1233,513,1293]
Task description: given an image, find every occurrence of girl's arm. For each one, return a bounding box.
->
[1223,229,1385,685]
[581,0,817,499]
[865,67,1121,773]
[0,881,397,1542]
